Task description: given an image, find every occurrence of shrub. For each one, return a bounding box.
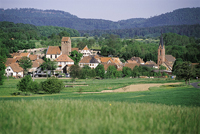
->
[17,75,32,93]
[41,77,63,94]
[27,81,40,93]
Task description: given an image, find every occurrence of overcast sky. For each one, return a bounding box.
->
[1,0,200,21]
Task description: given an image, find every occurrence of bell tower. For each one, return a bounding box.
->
[157,34,165,66]
[61,37,71,55]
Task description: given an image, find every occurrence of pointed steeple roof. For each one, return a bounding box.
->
[159,34,164,49]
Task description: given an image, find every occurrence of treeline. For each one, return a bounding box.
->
[79,24,200,38]
[0,21,80,54]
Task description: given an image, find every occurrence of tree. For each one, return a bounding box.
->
[40,58,57,77]
[95,64,105,78]
[0,56,6,85]
[132,66,140,78]
[122,67,132,77]
[18,57,32,77]
[79,65,92,79]
[172,58,183,74]
[69,65,81,79]
[106,65,117,79]
[159,65,166,70]
[58,31,70,39]
[175,61,195,85]
[17,75,32,93]
[69,50,83,65]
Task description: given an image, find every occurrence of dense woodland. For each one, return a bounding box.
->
[0,8,200,30]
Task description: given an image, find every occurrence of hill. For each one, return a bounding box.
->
[0,8,200,30]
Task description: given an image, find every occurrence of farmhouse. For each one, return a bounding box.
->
[79,55,100,69]
[79,45,92,57]
[55,54,74,73]
[5,63,23,78]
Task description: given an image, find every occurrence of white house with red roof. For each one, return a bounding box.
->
[55,54,74,73]
[80,45,92,57]
[5,63,23,78]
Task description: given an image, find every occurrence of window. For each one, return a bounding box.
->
[7,69,10,71]
[50,55,52,58]
[55,55,57,58]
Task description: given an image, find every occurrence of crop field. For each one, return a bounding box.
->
[0,78,200,134]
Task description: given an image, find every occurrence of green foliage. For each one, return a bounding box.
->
[69,50,83,65]
[41,77,63,94]
[159,65,166,70]
[95,64,105,78]
[175,61,195,84]
[79,65,92,79]
[106,65,118,79]
[27,81,40,93]
[17,75,32,93]
[69,65,81,79]
[122,67,132,77]
[18,57,32,75]
[0,56,6,85]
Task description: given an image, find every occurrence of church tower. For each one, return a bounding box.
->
[157,34,165,66]
[61,37,71,55]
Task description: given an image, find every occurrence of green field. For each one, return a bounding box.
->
[0,78,200,133]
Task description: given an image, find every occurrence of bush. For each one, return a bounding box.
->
[17,75,32,93]
[27,81,40,93]
[41,77,63,94]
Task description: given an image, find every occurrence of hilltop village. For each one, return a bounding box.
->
[5,35,176,78]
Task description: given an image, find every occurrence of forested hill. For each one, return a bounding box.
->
[0,8,200,30]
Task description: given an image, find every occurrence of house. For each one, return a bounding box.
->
[46,37,79,60]
[29,59,44,73]
[79,55,100,69]
[129,56,145,64]
[101,63,118,72]
[46,46,61,60]
[5,63,23,78]
[55,54,74,73]
[29,54,38,61]
[124,63,140,70]
[127,60,137,64]
[157,35,176,71]
[80,45,92,57]
[145,60,159,69]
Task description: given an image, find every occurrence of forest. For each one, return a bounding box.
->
[0,8,200,30]
[0,21,200,64]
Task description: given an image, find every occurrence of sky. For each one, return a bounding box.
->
[0,0,200,21]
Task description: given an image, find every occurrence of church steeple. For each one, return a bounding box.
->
[157,34,165,66]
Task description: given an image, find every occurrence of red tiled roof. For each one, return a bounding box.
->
[145,61,157,66]
[35,59,44,65]
[8,63,23,72]
[127,60,137,63]
[56,55,74,62]
[79,55,99,64]
[124,63,140,70]
[20,53,30,57]
[5,58,16,66]
[71,48,79,52]
[83,45,89,50]
[32,61,40,68]
[46,46,61,55]
[61,37,70,42]
[165,55,176,62]
[29,55,38,61]
[130,57,144,64]
[102,63,117,71]
[11,53,20,58]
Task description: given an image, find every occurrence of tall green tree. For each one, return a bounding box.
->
[40,58,57,77]
[95,64,105,78]
[175,61,195,84]
[69,65,81,79]
[69,50,83,65]
[18,57,32,77]
[0,56,6,85]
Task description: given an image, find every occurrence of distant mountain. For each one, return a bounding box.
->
[0,8,200,30]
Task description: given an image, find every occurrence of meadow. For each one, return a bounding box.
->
[0,78,200,133]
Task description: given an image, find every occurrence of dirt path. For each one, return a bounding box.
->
[83,82,182,94]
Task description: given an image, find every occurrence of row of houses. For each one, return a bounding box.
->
[5,36,177,78]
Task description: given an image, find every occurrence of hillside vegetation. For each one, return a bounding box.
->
[0,8,200,30]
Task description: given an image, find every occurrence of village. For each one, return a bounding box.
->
[5,35,176,78]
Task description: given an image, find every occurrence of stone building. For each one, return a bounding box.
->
[61,37,71,55]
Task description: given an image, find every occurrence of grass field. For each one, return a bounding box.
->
[1,78,200,133]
